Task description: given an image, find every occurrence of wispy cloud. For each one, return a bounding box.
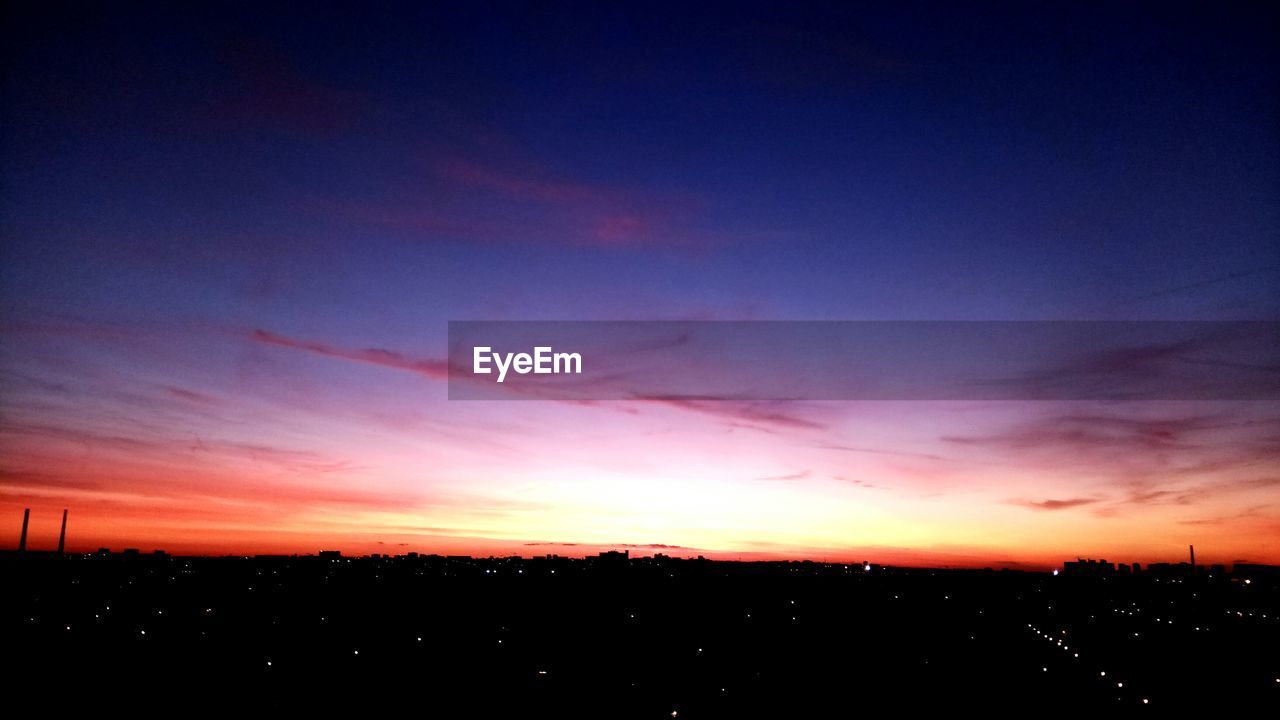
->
[1177,504,1271,526]
[250,329,449,380]
[636,395,828,432]
[973,325,1279,401]
[1010,497,1102,511]
[163,386,221,404]
[755,469,812,482]
[210,39,366,136]
[433,156,705,247]
[326,150,735,250]
[818,442,944,461]
[943,410,1280,475]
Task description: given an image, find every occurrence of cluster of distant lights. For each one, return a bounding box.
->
[1027,623,1149,705]
[242,590,1275,709]
[1028,574,1280,703]
[21,555,1279,705]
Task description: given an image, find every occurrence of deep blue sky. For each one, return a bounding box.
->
[3,1,1277,341]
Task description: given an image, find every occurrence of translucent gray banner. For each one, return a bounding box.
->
[447,321,1280,400]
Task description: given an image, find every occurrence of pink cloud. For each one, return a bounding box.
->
[250,329,449,380]
[1010,497,1102,511]
[756,469,812,482]
[209,40,366,136]
[328,153,720,248]
[635,396,828,431]
[435,157,601,205]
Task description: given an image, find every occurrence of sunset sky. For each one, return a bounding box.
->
[2,2,1278,567]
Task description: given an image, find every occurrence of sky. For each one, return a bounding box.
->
[2,1,1278,567]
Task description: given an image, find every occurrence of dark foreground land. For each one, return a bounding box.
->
[3,552,1277,714]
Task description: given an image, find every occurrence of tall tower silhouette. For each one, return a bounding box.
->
[57,509,68,554]
[18,508,30,552]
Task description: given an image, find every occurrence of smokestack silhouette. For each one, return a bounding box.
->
[57,509,67,554]
[19,508,29,552]
[1189,544,1195,569]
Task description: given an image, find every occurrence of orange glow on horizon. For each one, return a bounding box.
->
[2,325,1276,570]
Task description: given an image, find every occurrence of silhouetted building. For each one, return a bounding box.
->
[1146,562,1192,576]
[595,550,629,566]
[1233,563,1280,578]
[1062,558,1115,576]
